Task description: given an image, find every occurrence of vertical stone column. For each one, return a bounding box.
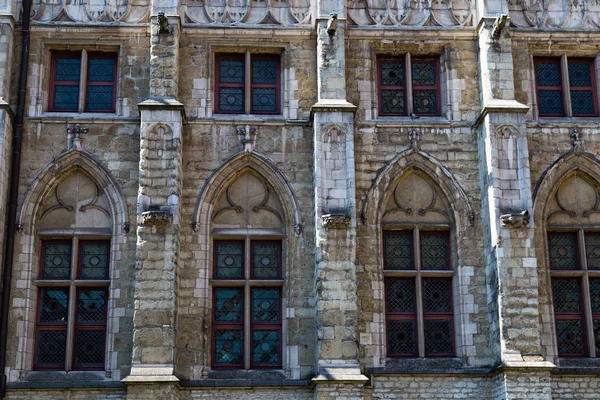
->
[311,0,368,397]
[475,6,554,399]
[122,8,183,400]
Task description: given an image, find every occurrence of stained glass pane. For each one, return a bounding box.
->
[548,233,578,270]
[252,242,280,279]
[590,279,600,312]
[219,59,244,84]
[424,319,453,356]
[53,86,80,110]
[251,88,277,113]
[42,242,72,279]
[421,233,449,270]
[39,288,69,323]
[215,288,243,322]
[386,278,415,313]
[586,234,600,270]
[214,329,243,365]
[380,61,404,86]
[36,330,66,366]
[552,279,581,312]
[74,329,105,367]
[413,90,437,115]
[412,61,436,86]
[55,57,81,81]
[568,63,592,87]
[556,319,586,355]
[594,319,600,356]
[384,233,413,270]
[388,320,417,355]
[77,289,107,323]
[252,330,280,366]
[215,242,243,279]
[80,242,110,279]
[252,288,280,322]
[381,90,406,115]
[536,61,561,86]
[538,90,563,115]
[88,58,115,82]
[571,91,595,115]
[218,87,244,113]
[422,279,451,313]
[252,60,277,84]
[86,85,114,111]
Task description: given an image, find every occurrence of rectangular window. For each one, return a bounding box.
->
[212,239,282,368]
[383,231,454,358]
[215,53,281,115]
[378,56,441,117]
[50,51,117,113]
[534,57,598,117]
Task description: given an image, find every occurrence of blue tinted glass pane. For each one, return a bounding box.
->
[77,289,107,323]
[55,57,81,81]
[252,288,280,322]
[42,242,71,279]
[88,58,115,82]
[252,243,280,279]
[215,242,243,278]
[571,91,596,115]
[219,59,244,84]
[214,329,242,365]
[538,90,563,115]
[219,87,244,112]
[413,90,438,115]
[412,62,436,86]
[252,60,277,84]
[215,288,243,322]
[40,288,69,323]
[381,90,405,114]
[53,85,80,110]
[381,62,404,86]
[251,88,277,113]
[569,63,592,86]
[80,242,110,279]
[536,62,560,86]
[252,330,279,365]
[86,85,114,111]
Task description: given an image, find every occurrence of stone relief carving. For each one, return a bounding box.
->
[500,210,530,228]
[547,173,600,224]
[141,206,172,227]
[237,125,258,153]
[571,128,585,154]
[67,124,88,151]
[509,0,600,28]
[321,213,351,229]
[183,0,311,25]
[31,0,150,23]
[347,0,473,27]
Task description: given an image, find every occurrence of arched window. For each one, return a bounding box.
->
[381,171,455,357]
[546,173,600,357]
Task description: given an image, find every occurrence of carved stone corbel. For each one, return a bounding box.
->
[141,206,172,227]
[321,213,351,229]
[500,210,530,229]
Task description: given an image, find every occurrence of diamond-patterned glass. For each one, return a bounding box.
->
[77,289,107,323]
[86,85,114,111]
[252,242,280,279]
[412,62,436,86]
[413,90,437,115]
[55,57,81,81]
[88,58,114,82]
[568,63,593,87]
[53,86,80,110]
[384,233,413,270]
[36,330,67,366]
[39,288,69,323]
[594,319,600,356]
[386,279,415,313]
[571,91,595,115]
[388,320,417,355]
[556,319,586,355]
[214,329,243,365]
[252,288,280,322]
[548,233,578,270]
[252,330,280,366]
[381,90,406,115]
[251,88,277,113]
[215,288,243,322]
[421,233,449,270]
[42,242,72,279]
[218,87,244,113]
[422,279,451,313]
[424,319,453,355]
[219,59,244,84]
[586,233,600,270]
[252,60,277,84]
[380,61,404,86]
[215,242,244,279]
[74,329,105,367]
[536,61,561,86]
[538,90,563,115]
[80,242,109,279]
[591,279,600,312]
[552,279,581,312]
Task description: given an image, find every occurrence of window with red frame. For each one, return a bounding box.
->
[215,53,281,115]
[534,57,598,117]
[212,239,282,368]
[548,232,600,357]
[378,56,441,117]
[384,231,454,357]
[35,239,110,370]
[50,51,117,113]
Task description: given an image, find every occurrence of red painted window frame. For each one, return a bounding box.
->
[214,53,246,115]
[422,277,454,357]
[213,239,245,279]
[250,54,281,115]
[34,287,69,370]
[211,287,245,369]
[534,57,565,117]
[385,277,419,357]
[383,231,414,270]
[250,287,282,368]
[84,52,118,113]
[250,240,282,279]
[77,240,111,280]
[411,58,441,117]
[377,57,407,117]
[49,52,81,112]
[72,287,108,370]
[552,278,588,357]
[568,58,598,117]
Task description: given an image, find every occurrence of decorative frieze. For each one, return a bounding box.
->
[509,0,600,29]
[183,0,311,25]
[31,0,149,23]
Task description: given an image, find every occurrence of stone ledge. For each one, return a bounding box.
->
[122,365,179,384]
[473,99,530,129]
[368,367,490,376]
[7,381,126,390]
[552,367,600,375]
[312,366,369,384]
[180,379,311,388]
[493,360,556,372]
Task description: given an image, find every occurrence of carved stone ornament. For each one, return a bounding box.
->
[409,130,421,150]
[32,0,150,24]
[122,222,130,234]
[184,0,311,25]
[500,210,530,229]
[571,128,584,154]
[321,213,351,229]
[508,0,600,29]
[67,124,89,151]
[141,208,172,227]
[237,125,258,153]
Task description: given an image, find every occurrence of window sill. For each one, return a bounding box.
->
[368,358,488,375]
[527,117,600,126]
[553,357,600,374]
[360,117,468,128]
[14,370,118,386]
[31,113,139,122]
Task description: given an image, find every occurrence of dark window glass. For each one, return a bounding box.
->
[39,288,69,323]
[421,233,449,270]
[215,288,244,322]
[252,242,280,279]
[387,320,417,356]
[74,329,105,368]
[80,241,110,279]
[36,330,67,367]
[548,233,578,270]
[384,233,413,270]
[214,329,243,366]
[42,242,72,279]
[215,241,244,279]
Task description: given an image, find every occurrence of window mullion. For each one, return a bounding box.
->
[79,50,88,113]
[561,55,572,117]
[580,231,596,357]
[245,51,251,115]
[405,53,413,115]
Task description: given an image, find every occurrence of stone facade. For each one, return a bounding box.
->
[0,0,599,398]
